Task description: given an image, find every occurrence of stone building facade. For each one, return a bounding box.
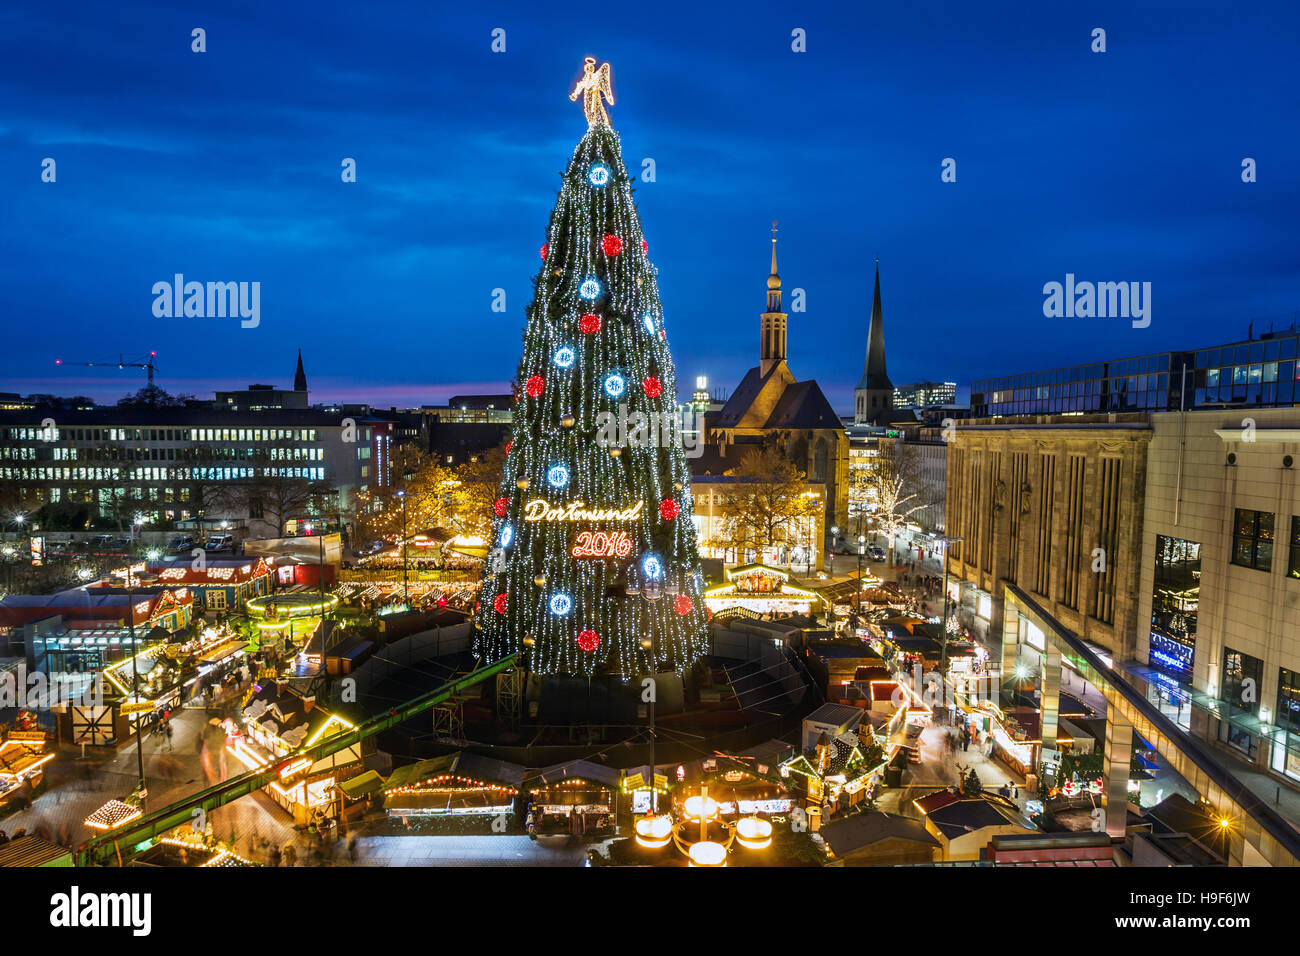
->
[1133,407,1300,782]
[943,415,1151,660]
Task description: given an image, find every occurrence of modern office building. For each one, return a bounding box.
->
[0,405,393,539]
[894,381,957,408]
[971,330,1300,418]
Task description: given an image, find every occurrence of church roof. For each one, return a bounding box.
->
[765,380,842,429]
[713,366,841,432]
[713,365,780,428]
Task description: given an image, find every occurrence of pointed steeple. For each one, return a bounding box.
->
[294,349,307,392]
[859,260,890,390]
[854,259,894,424]
[760,221,787,377]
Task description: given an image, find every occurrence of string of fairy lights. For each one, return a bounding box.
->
[472,122,709,679]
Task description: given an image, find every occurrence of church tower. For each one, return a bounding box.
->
[759,222,788,377]
[293,348,308,393]
[854,261,894,424]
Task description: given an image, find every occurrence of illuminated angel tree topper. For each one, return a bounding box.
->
[474,60,708,678]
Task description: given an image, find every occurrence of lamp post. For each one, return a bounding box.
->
[940,535,964,674]
[126,569,147,810]
[395,490,409,605]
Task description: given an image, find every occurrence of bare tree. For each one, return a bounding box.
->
[717,444,821,567]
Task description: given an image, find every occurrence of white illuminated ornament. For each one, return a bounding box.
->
[580,278,602,300]
[549,592,573,616]
[547,464,570,489]
[500,524,514,548]
[588,163,611,186]
[604,373,626,398]
[642,554,663,580]
[553,346,575,369]
[642,313,656,335]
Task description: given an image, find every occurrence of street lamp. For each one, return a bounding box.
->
[395,490,408,605]
[939,535,964,673]
[125,568,147,811]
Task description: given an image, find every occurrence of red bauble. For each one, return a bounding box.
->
[525,375,545,398]
[601,234,623,256]
[660,498,680,521]
[642,239,648,253]
[643,376,663,398]
[540,242,548,260]
[437,595,448,609]
[494,497,508,517]
[674,595,693,616]
[505,440,513,456]
[493,593,508,615]
[577,629,600,652]
[579,313,601,334]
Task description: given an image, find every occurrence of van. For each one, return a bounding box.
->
[166,535,195,553]
[205,534,235,552]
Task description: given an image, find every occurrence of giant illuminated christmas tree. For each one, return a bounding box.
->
[473,58,709,678]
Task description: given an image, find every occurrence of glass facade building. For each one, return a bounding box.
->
[972,332,1300,417]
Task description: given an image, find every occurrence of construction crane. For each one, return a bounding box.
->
[56,351,158,385]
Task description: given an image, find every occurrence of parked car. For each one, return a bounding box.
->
[867,545,887,562]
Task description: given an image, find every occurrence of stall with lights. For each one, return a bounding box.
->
[146,558,272,613]
[235,680,360,823]
[383,751,525,817]
[702,564,828,618]
[0,730,54,810]
[779,730,888,821]
[245,593,339,654]
[84,798,143,833]
[135,829,256,867]
[527,760,622,835]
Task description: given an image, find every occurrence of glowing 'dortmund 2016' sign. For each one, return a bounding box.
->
[522,499,645,523]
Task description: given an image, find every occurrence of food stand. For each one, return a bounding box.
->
[0,730,53,811]
[526,760,620,835]
[383,752,524,817]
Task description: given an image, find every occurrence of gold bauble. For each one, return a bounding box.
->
[517,477,530,490]
[534,573,547,588]
[609,447,622,458]
[561,412,576,428]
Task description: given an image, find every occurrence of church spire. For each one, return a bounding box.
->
[294,348,307,392]
[862,259,889,387]
[854,259,893,424]
[760,221,787,376]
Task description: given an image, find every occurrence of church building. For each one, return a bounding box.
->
[696,229,850,552]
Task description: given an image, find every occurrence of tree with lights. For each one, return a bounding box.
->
[473,59,709,678]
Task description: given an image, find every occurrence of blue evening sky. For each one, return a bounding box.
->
[1,0,1297,411]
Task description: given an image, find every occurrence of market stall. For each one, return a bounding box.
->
[703,564,828,618]
[526,760,620,836]
[383,751,524,817]
[0,730,53,811]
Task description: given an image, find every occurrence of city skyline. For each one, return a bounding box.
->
[4,2,1298,410]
